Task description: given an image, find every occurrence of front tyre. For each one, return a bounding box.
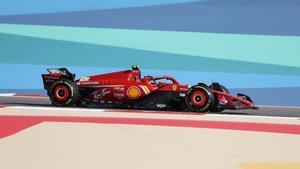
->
[184,84,215,113]
[210,84,229,112]
[48,79,79,106]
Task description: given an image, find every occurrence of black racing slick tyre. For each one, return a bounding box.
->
[48,79,79,107]
[184,84,215,113]
[209,83,230,112]
[220,85,229,94]
[209,83,230,94]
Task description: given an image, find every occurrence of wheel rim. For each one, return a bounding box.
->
[54,85,69,101]
[190,91,206,107]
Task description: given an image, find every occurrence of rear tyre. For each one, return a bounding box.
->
[48,79,79,106]
[184,84,215,113]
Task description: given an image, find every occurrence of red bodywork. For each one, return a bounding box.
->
[212,90,256,110]
[75,69,189,103]
[43,67,257,111]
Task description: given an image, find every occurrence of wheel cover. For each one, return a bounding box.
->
[54,85,69,101]
[190,91,206,107]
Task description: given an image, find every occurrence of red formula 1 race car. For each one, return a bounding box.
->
[42,66,257,113]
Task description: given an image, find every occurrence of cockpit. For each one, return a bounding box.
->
[145,76,179,88]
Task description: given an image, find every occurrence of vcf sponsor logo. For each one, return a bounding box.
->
[92,88,111,100]
[156,104,166,108]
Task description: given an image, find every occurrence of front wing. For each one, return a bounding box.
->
[212,90,258,110]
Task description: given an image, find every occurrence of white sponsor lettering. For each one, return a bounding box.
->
[92,88,111,100]
[113,87,125,91]
[156,104,167,108]
[179,93,186,97]
[79,81,99,85]
[219,96,228,105]
[79,77,90,81]
[114,93,125,98]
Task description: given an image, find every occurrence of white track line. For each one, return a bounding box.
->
[6,96,48,99]
[3,105,299,121]
[204,113,299,120]
[9,106,105,112]
[1,105,300,125]
[0,93,16,96]
[258,105,300,109]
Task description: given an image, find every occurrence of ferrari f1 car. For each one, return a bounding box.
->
[42,66,257,113]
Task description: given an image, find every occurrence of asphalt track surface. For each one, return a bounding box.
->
[0,96,300,117]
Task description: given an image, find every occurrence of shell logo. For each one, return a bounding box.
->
[127,86,141,99]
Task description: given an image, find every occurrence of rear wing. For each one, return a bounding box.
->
[46,68,75,79]
[42,68,76,90]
